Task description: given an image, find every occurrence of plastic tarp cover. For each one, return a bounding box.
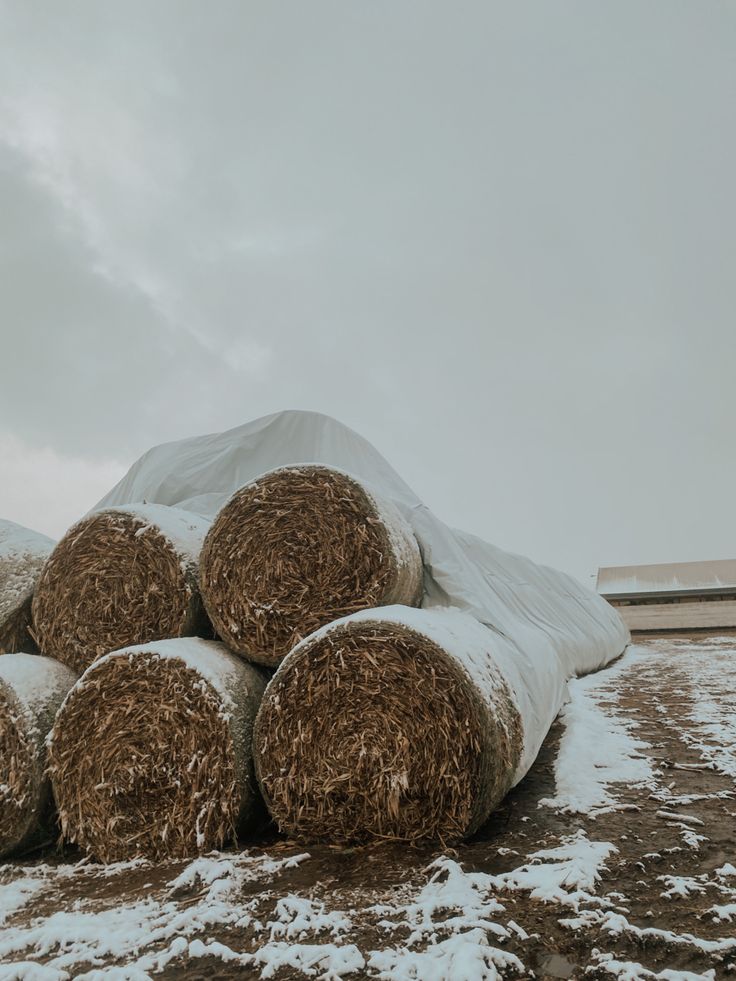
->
[94,409,629,785]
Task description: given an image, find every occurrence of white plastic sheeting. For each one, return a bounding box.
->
[95,409,629,785]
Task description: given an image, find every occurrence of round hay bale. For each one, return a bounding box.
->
[31,505,211,673]
[48,638,268,863]
[0,520,55,655]
[199,465,423,667]
[0,653,78,858]
[253,606,524,844]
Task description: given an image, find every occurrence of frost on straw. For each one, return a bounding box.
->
[253,615,523,844]
[31,505,211,673]
[0,653,77,858]
[0,519,55,655]
[48,639,267,863]
[199,465,424,667]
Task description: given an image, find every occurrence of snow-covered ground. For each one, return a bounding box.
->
[0,636,734,980]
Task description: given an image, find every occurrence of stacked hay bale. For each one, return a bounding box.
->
[36,464,426,860]
[0,653,77,858]
[3,410,626,859]
[48,638,267,862]
[199,465,424,666]
[253,606,529,844]
[32,504,211,673]
[0,520,55,654]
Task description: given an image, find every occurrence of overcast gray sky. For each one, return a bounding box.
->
[1,1,734,585]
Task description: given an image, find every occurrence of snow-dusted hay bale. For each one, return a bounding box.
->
[254,607,524,844]
[48,638,267,863]
[0,653,78,857]
[0,520,55,655]
[31,505,211,673]
[199,465,423,667]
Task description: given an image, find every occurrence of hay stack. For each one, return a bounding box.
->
[0,653,78,858]
[31,505,211,673]
[253,606,525,844]
[0,520,55,654]
[48,638,267,862]
[199,465,423,666]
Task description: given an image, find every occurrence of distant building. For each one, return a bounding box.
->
[596,559,736,632]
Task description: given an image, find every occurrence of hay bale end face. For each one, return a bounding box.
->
[48,638,268,863]
[0,520,55,655]
[31,505,211,673]
[200,465,423,667]
[0,653,78,858]
[253,606,524,844]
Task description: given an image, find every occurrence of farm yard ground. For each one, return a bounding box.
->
[1,635,735,981]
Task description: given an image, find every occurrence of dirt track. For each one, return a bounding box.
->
[1,635,734,979]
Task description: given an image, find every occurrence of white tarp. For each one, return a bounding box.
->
[95,409,629,784]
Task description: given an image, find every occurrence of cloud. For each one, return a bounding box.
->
[0,1,734,579]
[0,430,126,539]
[0,143,275,457]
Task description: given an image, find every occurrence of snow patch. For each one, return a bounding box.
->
[541,648,654,814]
[0,520,54,627]
[368,927,523,981]
[494,831,618,910]
[372,857,507,945]
[0,654,77,719]
[267,896,351,940]
[589,949,716,980]
[0,851,311,977]
[254,941,365,979]
[657,875,707,900]
[0,878,47,927]
[562,909,736,955]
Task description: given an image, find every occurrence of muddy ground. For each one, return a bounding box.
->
[1,634,734,979]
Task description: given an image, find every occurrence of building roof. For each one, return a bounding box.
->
[596,559,736,600]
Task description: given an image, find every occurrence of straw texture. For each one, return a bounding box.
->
[0,599,35,656]
[31,505,210,673]
[48,638,267,862]
[200,465,423,667]
[0,654,78,858]
[253,614,523,844]
[0,520,54,655]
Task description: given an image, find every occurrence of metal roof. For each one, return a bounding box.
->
[596,559,736,600]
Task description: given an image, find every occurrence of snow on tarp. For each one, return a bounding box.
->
[0,520,55,652]
[597,559,736,599]
[94,409,629,787]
